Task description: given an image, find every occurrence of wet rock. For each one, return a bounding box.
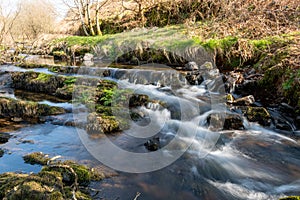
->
[207,113,244,131]
[0,97,65,122]
[86,112,120,134]
[0,132,11,144]
[185,71,204,85]
[20,140,35,144]
[144,137,160,151]
[55,84,74,99]
[184,61,198,71]
[49,65,79,74]
[11,71,66,95]
[23,152,50,165]
[0,154,101,200]
[227,95,255,106]
[129,94,149,107]
[233,106,271,126]
[0,149,4,157]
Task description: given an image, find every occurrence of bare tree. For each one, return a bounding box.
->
[10,0,56,41]
[63,0,110,36]
[0,0,20,45]
[121,0,162,27]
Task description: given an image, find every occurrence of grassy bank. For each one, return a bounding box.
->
[49,26,300,111]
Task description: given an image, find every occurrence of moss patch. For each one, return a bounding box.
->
[23,152,50,165]
[0,152,108,199]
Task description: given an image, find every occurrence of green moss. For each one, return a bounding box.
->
[49,191,64,200]
[250,39,272,50]
[35,73,52,82]
[198,36,238,50]
[280,197,300,200]
[244,106,271,126]
[70,163,91,186]
[0,159,95,200]
[23,152,50,165]
[64,77,77,85]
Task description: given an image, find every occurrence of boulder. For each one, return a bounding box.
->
[231,106,271,126]
[207,112,244,131]
[0,97,65,122]
[11,71,66,95]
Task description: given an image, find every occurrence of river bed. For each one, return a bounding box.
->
[0,62,299,200]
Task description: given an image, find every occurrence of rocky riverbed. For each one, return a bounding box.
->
[0,53,299,199]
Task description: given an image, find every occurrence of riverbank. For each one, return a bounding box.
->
[45,26,299,116]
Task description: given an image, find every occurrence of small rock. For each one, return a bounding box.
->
[199,61,213,70]
[0,132,11,144]
[0,148,4,157]
[144,137,160,151]
[11,117,23,122]
[21,140,35,144]
[229,95,255,106]
[184,62,198,71]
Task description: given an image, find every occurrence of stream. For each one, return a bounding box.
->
[0,59,300,200]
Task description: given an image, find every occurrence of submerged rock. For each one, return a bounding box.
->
[0,132,11,144]
[0,149,4,157]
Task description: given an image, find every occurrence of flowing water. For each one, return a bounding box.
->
[0,62,300,200]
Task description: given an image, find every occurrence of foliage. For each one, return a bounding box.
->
[35,73,52,82]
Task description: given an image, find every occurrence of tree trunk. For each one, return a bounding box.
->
[86,2,95,36]
[95,0,102,36]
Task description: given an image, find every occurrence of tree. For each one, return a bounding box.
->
[121,0,162,27]
[11,0,57,41]
[63,0,110,36]
[0,0,20,45]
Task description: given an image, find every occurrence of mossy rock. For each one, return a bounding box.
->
[86,112,123,134]
[243,106,271,126]
[42,162,91,186]
[0,97,65,121]
[55,84,74,100]
[0,154,105,199]
[23,152,50,165]
[0,149,4,157]
[280,197,300,200]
